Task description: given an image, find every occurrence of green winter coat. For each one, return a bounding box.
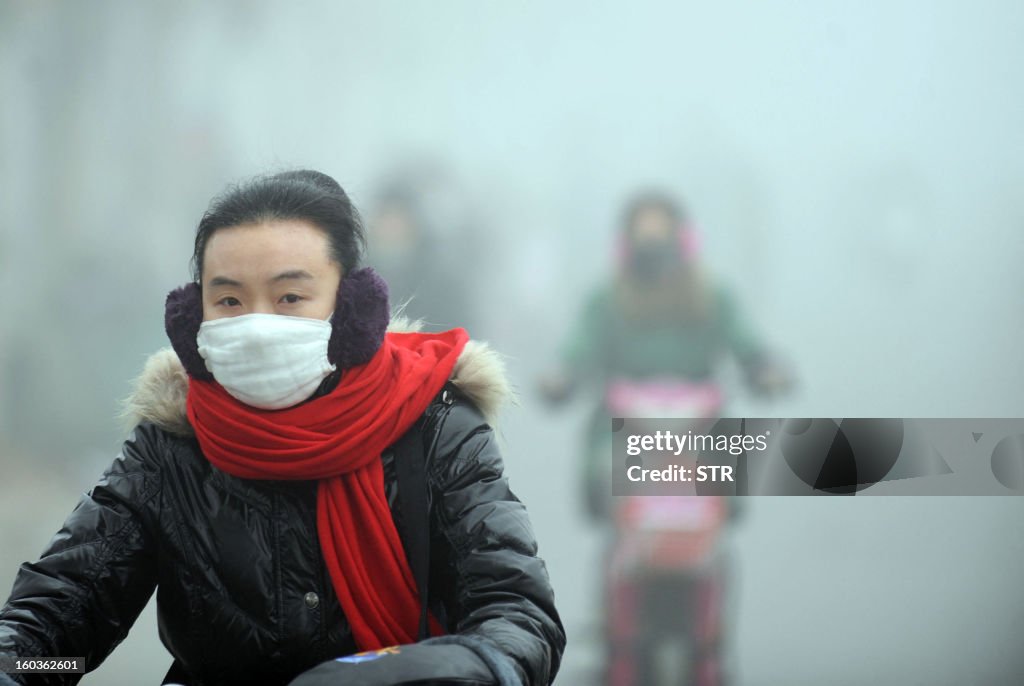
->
[559,281,765,518]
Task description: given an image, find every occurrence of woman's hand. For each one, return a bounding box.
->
[537,371,575,406]
[745,356,795,399]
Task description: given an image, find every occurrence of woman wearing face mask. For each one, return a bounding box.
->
[542,192,787,479]
[540,191,788,686]
[0,170,564,686]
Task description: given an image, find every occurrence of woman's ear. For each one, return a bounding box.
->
[327,267,390,369]
[165,282,214,380]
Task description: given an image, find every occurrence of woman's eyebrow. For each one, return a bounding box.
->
[269,269,315,283]
[208,275,243,288]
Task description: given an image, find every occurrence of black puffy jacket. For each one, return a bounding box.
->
[0,346,565,685]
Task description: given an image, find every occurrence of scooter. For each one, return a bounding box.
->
[602,378,733,686]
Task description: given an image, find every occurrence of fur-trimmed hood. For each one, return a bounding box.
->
[122,319,511,437]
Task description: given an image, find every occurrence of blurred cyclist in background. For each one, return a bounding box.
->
[542,191,788,510]
[541,191,790,686]
[365,164,483,335]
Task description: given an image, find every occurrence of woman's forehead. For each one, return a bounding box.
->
[203,219,335,279]
[631,207,676,239]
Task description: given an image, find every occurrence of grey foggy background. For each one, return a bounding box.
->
[2,1,1023,684]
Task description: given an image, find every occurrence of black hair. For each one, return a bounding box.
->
[190,169,365,282]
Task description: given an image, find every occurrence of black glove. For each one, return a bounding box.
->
[287,635,520,686]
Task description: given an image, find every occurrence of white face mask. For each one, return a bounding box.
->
[196,313,337,410]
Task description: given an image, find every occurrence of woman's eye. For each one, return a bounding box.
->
[280,294,303,304]
[217,297,241,307]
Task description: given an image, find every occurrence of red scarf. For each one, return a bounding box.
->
[186,328,469,650]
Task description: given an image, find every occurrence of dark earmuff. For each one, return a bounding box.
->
[164,267,390,379]
[165,282,212,380]
[326,267,390,369]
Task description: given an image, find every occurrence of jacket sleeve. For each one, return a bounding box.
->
[716,285,765,367]
[0,424,163,685]
[427,400,566,686]
[558,286,613,387]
